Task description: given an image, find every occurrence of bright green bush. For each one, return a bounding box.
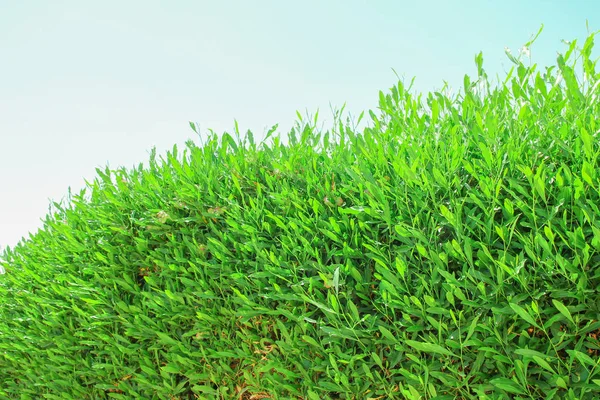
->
[1,29,600,399]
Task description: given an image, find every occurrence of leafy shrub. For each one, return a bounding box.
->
[1,28,600,399]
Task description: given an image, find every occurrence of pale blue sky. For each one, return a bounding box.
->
[1,1,598,250]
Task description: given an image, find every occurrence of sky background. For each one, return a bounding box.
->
[1,0,599,250]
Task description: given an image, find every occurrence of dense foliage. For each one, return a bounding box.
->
[1,29,600,399]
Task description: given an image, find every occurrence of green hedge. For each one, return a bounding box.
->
[1,29,600,399]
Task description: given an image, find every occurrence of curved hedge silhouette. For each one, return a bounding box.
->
[1,28,600,399]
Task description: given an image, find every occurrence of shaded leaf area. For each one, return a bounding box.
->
[1,27,600,399]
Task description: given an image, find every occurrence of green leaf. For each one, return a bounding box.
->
[552,299,575,326]
[431,99,440,123]
[515,348,556,373]
[395,256,407,278]
[582,161,595,186]
[581,127,594,159]
[505,47,520,65]
[509,303,541,329]
[378,326,397,343]
[567,349,597,367]
[557,54,584,104]
[490,377,525,394]
[415,244,429,258]
[532,356,556,374]
[514,348,548,359]
[307,391,321,400]
[405,340,456,357]
[439,205,455,226]
[533,174,546,202]
[161,364,181,374]
[156,332,179,346]
[465,314,480,342]
[370,352,384,371]
[332,266,340,294]
[478,142,493,168]
[475,51,484,77]
[302,335,322,348]
[464,74,472,91]
[347,299,360,323]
